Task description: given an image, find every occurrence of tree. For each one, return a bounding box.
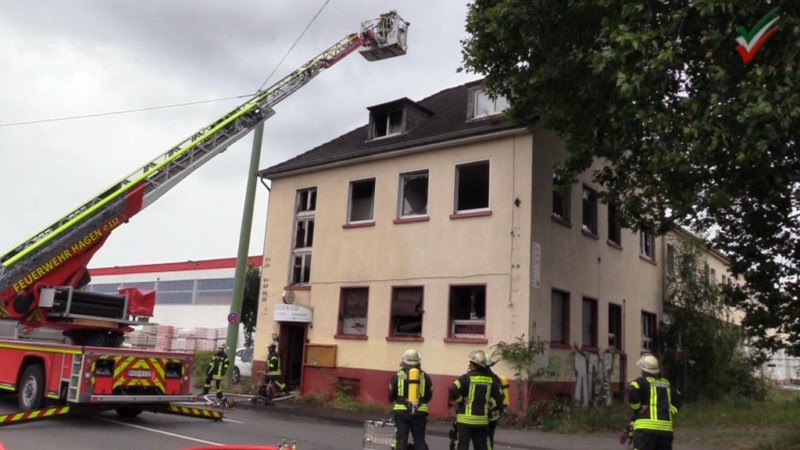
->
[241,264,261,347]
[659,235,765,401]
[461,1,800,354]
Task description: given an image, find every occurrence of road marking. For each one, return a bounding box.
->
[95,416,223,446]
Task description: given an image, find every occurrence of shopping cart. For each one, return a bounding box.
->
[362,419,395,450]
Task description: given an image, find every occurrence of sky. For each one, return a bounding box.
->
[0,1,482,269]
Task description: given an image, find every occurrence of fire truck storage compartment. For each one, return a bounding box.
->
[41,287,127,320]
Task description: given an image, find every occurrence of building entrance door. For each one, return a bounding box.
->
[279,322,306,391]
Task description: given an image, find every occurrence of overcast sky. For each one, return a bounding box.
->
[0,1,481,269]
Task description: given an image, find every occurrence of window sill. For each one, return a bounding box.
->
[444,337,488,344]
[386,336,424,342]
[607,240,623,251]
[284,285,311,291]
[393,216,429,225]
[549,342,571,350]
[580,228,599,240]
[551,214,572,228]
[580,345,600,353]
[450,210,492,220]
[342,221,375,229]
[639,255,657,265]
[335,334,367,341]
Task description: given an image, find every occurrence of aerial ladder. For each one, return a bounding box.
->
[0,11,408,427]
[0,11,407,339]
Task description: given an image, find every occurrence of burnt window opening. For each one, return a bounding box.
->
[550,289,570,345]
[390,287,423,337]
[373,109,404,138]
[608,202,622,245]
[455,161,490,212]
[399,170,428,217]
[348,179,375,223]
[582,185,598,235]
[552,174,571,223]
[448,285,486,337]
[338,287,369,336]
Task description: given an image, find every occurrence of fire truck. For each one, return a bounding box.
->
[0,11,408,427]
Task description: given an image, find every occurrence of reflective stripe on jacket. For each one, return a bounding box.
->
[208,353,229,380]
[628,375,681,433]
[389,368,432,413]
[449,369,503,426]
[267,353,281,376]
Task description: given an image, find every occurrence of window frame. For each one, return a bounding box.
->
[581,185,598,236]
[608,303,622,351]
[454,160,491,214]
[347,178,376,224]
[472,89,509,119]
[639,232,656,260]
[389,286,424,339]
[447,284,487,338]
[397,170,429,219]
[581,297,598,349]
[337,287,369,338]
[641,311,657,352]
[550,289,570,347]
[607,202,622,246]
[372,108,404,139]
[552,174,572,224]
[290,187,316,286]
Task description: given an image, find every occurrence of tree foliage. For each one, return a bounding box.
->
[461,1,800,354]
[659,235,766,401]
[241,264,261,347]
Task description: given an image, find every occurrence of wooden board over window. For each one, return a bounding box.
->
[304,343,337,368]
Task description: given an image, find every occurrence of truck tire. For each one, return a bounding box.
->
[116,407,144,418]
[18,365,45,410]
[232,367,241,384]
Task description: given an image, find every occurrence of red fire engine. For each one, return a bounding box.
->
[0,11,408,427]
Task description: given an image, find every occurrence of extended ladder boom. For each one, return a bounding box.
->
[0,12,408,328]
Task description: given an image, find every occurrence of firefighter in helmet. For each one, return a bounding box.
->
[203,344,230,400]
[389,349,433,450]
[627,354,683,450]
[265,342,286,393]
[449,350,504,450]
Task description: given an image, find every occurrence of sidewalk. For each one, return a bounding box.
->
[244,398,712,450]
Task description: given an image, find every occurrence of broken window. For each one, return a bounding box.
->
[338,287,368,336]
[608,303,622,350]
[398,170,428,217]
[390,287,423,337]
[448,285,486,337]
[640,232,656,260]
[641,311,656,352]
[608,201,621,245]
[455,160,490,212]
[348,178,375,223]
[373,109,404,138]
[581,297,598,348]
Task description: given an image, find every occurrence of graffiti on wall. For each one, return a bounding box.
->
[572,344,616,408]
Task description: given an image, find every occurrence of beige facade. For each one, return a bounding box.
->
[253,80,734,415]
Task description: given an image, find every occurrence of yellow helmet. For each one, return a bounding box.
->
[637,354,660,374]
[401,349,421,366]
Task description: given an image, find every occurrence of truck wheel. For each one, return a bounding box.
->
[232,367,241,384]
[18,365,45,410]
[116,407,143,418]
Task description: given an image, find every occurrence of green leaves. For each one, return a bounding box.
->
[462,0,800,355]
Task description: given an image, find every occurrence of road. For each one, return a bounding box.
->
[0,395,460,450]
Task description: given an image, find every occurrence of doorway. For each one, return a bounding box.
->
[278,322,306,391]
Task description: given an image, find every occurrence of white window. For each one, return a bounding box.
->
[455,160,490,213]
[348,178,375,223]
[473,89,509,118]
[398,170,428,218]
[640,232,656,260]
[291,188,316,285]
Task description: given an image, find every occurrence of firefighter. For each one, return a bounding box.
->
[627,354,683,450]
[203,345,230,400]
[389,349,433,450]
[266,343,286,393]
[484,354,507,449]
[449,350,504,450]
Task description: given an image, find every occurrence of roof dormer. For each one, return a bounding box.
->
[467,85,509,120]
[367,98,433,140]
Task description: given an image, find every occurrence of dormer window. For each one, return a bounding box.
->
[373,109,404,138]
[472,89,509,119]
